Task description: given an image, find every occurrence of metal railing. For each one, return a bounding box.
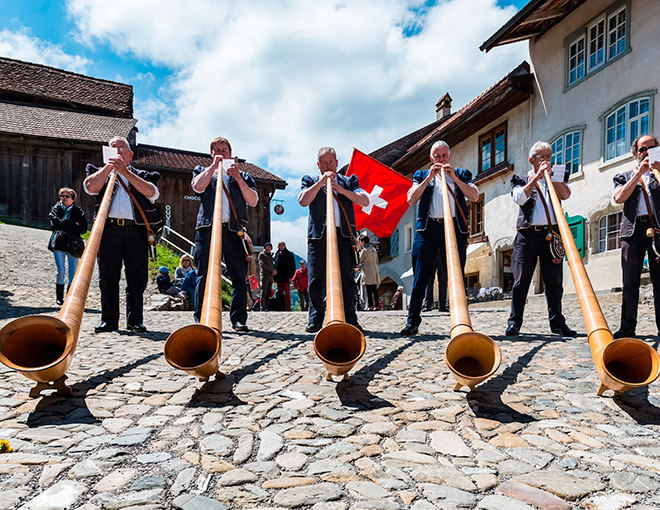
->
[160,225,195,257]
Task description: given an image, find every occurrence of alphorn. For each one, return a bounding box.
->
[543,166,660,395]
[164,162,225,381]
[313,177,366,381]
[0,171,119,397]
[440,168,501,391]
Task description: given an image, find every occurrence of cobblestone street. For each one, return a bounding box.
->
[2,276,660,509]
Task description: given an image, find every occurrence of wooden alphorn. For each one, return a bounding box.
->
[313,176,366,381]
[163,161,225,381]
[543,166,660,395]
[0,170,118,397]
[439,168,501,391]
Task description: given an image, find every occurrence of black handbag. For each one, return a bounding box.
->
[68,237,85,258]
[48,230,69,252]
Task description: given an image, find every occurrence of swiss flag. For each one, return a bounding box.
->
[346,148,412,238]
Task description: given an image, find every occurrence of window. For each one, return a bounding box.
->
[565,1,629,87]
[568,37,585,85]
[605,96,650,161]
[478,123,507,173]
[469,195,484,237]
[551,129,582,176]
[404,223,413,253]
[598,212,622,252]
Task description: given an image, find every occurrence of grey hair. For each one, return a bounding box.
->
[317,147,337,161]
[109,136,131,151]
[430,140,450,155]
[528,141,551,159]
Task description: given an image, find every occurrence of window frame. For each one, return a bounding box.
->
[550,125,585,180]
[564,0,630,90]
[468,194,485,241]
[600,91,656,163]
[404,223,413,254]
[478,122,508,175]
[598,212,623,253]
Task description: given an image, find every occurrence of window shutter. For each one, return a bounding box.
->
[565,212,586,257]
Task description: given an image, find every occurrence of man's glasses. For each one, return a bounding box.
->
[638,145,658,154]
[60,194,72,198]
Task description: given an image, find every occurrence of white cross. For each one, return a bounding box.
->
[362,185,388,215]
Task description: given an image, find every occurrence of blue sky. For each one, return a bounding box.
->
[0,0,529,256]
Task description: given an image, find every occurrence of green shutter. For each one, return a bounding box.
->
[565,212,586,257]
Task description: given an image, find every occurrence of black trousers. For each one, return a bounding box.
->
[507,227,566,330]
[424,250,447,309]
[407,219,466,327]
[97,222,148,327]
[620,220,660,332]
[366,284,379,309]
[194,226,248,325]
[308,229,358,326]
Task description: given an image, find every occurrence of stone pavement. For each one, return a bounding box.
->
[1,288,660,510]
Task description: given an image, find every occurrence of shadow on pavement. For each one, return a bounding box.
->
[190,336,308,408]
[335,336,442,410]
[614,385,660,425]
[466,342,547,423]
[26,353,162,427]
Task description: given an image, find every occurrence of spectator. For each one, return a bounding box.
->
[258,242,276,311]
[359,235,380,310]
[174,254,194,286]
[292,260,309,311]
[157,266,180,296]
[48,187,87,305]
[274,241,296,311]
[391,286,404,310]
[179,269,197,309]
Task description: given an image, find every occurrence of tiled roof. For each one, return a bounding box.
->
[0,101,137,143]
[0,56,133,117]
[132,144,287,188]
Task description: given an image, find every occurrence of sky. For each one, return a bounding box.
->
[0,0,529,257]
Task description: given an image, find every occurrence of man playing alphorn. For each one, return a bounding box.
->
[400,141,478,336]
[192,137,258,333]
[298,147,369,334]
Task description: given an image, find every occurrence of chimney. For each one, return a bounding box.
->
[435,93,452,120]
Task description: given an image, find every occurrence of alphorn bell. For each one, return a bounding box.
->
[543,166,660,395]
[0,170,119,397]
[313,177,366,381]
[439,168,501,391]
[164,162,225,381]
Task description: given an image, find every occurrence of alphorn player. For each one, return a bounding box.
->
[84,136,161,334]
[505,141,577,337]
[400,140,478,336]
[192,136,258,333]
[298,147,369,334]
[612,134,660,338]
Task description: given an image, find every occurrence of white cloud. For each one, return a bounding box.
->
[270,216,309,259]
[66,0,527,175]
[0,28,90,73]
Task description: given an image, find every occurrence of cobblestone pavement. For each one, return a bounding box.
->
[2,284,660,510]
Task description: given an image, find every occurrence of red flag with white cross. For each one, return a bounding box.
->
[346,148,412,238]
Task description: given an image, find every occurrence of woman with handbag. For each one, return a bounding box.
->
[48,187,88,305]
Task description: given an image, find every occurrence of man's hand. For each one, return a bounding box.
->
[273,270,277,276]
[226,162,241,180]
[109,156,129,177]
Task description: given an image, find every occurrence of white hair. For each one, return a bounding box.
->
[317,147,337,161]
[109,136,131,151]
[528,141,551,159]
[430,140,450,155]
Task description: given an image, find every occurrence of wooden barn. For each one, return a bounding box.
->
[0,56,286,247]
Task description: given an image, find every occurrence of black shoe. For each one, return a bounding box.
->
[551,324,577,337]
[400,325,419,336]
[438,307,449,312]
[94,322,118,333]
[505,324,520,336]
[613,328,636,339]
[127,323,147,333]
[232,322,249,333]
[421,305,432,312]
[349,323,364,333]
[305,323,322,333]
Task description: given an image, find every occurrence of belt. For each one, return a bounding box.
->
[429,217,444,223]
[107,218,138,227]
[528,224,557,231]
[637,216,650,222]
